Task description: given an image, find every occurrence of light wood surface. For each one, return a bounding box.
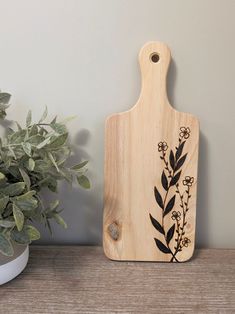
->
[104,41,199,262]
[2,246,235,314]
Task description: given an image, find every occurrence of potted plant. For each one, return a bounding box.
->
[0,91,90,284]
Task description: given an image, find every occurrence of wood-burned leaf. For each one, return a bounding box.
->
[170,171,182,186]
[13,204,24,231]
[161,170,168,191]
[176,140,186,161]
[0,234,14,256]
[169,150,175,170]
[163,195,176,217]
[154,238,171,254]
[175,154,187,172]
[149,214,165,235]
[166,224,176,244]
[154,187,164,209]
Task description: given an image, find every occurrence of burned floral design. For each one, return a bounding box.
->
[158,141,168,152]
[171,211,181,221]
[149,127,194,262]
[183,176,194,187]
[179,127,190,139]
[182,237,191,247]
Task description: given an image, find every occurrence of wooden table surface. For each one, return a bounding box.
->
[1,246,235,313]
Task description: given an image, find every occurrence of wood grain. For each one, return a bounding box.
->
[1,246,235,314]
[104,41,199,262]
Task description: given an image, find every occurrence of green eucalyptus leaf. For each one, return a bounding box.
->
[34,160,50,172]
[25,158,35,171]
[49,200,59,211]
[28,134,44,145]
[14,191,38,211]
[0,234,13,256]
[36,137,51,149]
[29,124,38,136]
[39,106,48,123]
[8,166,21,179]
[53,213,67,229]
[11,228,30,244]
[0,219,15,228]
[11,224,40,244]
[50,116,57,124]
[48,133,68,149]
[19,168,31,190]
[9,129,27,144]
[1,182,25,196]
[77,175,90,189]
[13,204,24,231]
[15,122,22,131]
[48,152,59,172]
[26,225,40,241]
[14,190,36,200]
[8,146,16,159]
[72,160,88,171]
[0,172,6,181]
[26,110,32,127]
[50,123,67,134]
[22,142,31,157]
[47,178,57,192]
[0,195,9,214]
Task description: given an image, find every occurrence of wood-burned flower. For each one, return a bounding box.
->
[171,211,181,221]
[158,141,168,152]
[179,127,191,139]
[182,237,191,247]
[183,176,194,187]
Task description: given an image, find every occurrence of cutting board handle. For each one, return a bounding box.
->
[138,41,171,102]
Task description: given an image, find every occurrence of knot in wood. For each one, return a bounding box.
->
[108,222,120,241]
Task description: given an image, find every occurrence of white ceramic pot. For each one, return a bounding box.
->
[0,243,29,285]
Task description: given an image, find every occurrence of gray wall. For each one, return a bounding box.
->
[0,0,234,248]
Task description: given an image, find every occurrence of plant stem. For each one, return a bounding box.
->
[161,151,178,262]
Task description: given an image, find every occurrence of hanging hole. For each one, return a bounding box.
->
[150,53,160,63]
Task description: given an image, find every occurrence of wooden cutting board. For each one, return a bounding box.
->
[103,41,199,262]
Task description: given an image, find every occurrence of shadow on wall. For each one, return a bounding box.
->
[167,60,210,249]
[37,128,103,245]
[196,132,210,248]
[167,58,177,106]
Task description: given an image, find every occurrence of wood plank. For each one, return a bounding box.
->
[104,42,199,262]
[1,246,235,313]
